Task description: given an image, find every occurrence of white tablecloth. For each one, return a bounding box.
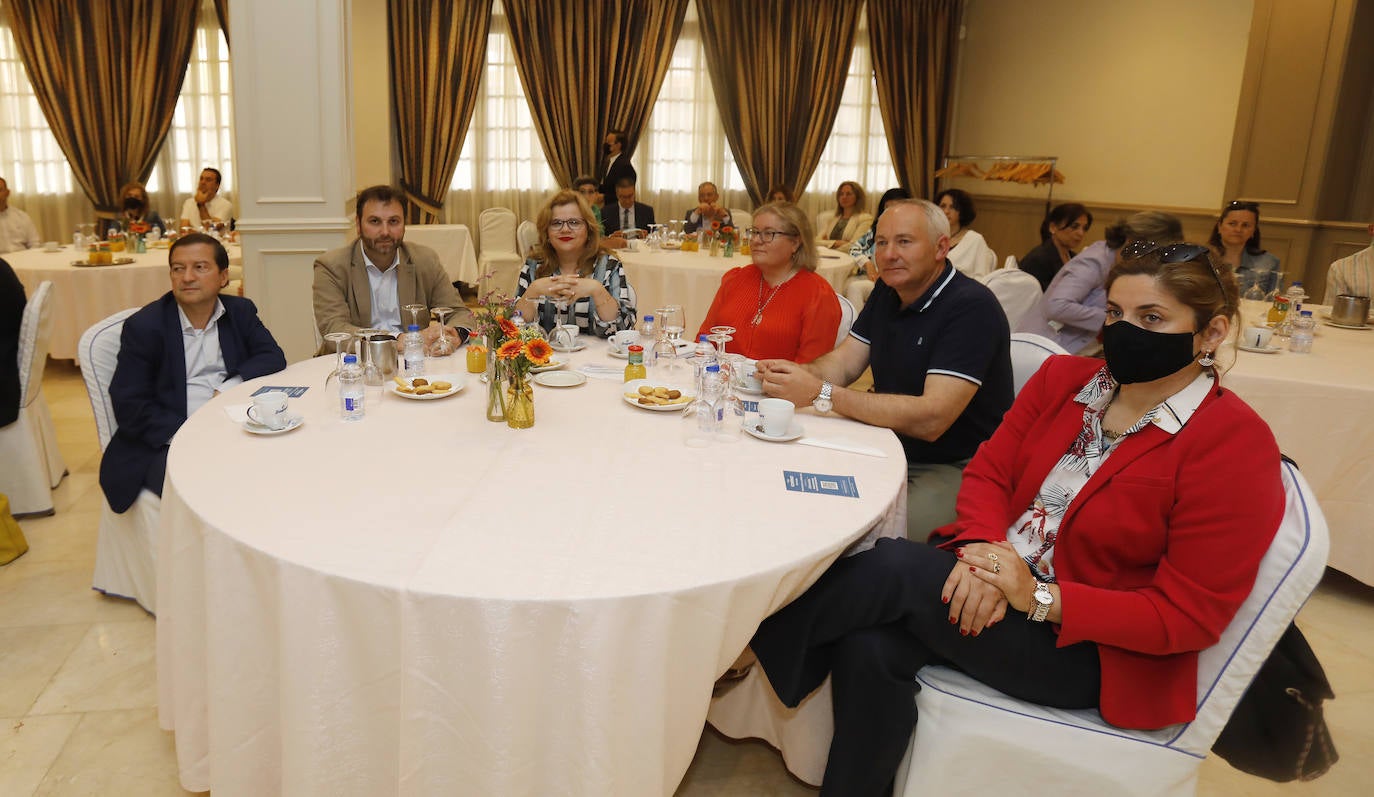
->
[156,341,907,796]
[618,247,856,337]
[1226,301,1374,585]
[403,224,478,285]
[7,243,242,360]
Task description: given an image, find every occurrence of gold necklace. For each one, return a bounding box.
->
[752,271,795,326]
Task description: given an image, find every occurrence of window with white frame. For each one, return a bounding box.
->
[0,4,76,195]
[148,0,234,197]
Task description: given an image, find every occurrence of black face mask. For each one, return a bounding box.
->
[123,197,144,212]
[1101,320,1198,384]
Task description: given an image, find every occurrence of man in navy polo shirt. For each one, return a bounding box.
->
[757,199,1013,539]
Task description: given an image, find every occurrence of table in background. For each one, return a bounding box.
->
[7,243,242,360]
[157,341,906,796]
[618,246,856,335]
[1226,301,1374,585]
[403,223,478,285]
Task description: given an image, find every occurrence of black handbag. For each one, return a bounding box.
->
[1211,622,1338,781]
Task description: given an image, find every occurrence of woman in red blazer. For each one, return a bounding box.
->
[746,242,1285,796]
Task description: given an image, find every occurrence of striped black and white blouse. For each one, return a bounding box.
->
[515,253,636,337]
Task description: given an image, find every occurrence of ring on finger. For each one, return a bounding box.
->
[987,552,999,562]
[992,562,1002,574]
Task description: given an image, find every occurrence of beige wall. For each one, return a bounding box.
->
[350,0,392,194]
[949,0,1253,210]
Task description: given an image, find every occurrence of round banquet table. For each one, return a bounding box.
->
[156,340,907,796]
[616,246,856,336]
[7,242,242,360]
[1225,301,1374,586]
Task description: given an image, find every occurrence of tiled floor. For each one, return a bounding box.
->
[2,361,1369,795]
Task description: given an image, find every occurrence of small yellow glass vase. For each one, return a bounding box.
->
[505,374,535,429]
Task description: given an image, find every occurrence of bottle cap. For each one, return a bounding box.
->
[407,324,420,332]
[706,364,720,372]
[343,354,357,363]
[628,345,643,352]
[699,334,710,342]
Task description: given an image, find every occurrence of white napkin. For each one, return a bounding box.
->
[223,403,251,424]
[795,436,887,458]
[577,364,625,381]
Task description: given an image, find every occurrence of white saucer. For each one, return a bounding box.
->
[534,370,586,388]
[530,356,568,373]
[551,341,587,353]
[610,340,694,359]
[243,415,304,435]
[1237,344,1281,354]
[745,422,804,442]
[733,382,765,396]
[1322,320,1372,330]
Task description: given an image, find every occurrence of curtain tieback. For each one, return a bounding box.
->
[400,181,444,218]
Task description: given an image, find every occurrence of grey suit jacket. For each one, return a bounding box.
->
[312,240,476,350]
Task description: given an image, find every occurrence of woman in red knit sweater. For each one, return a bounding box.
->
[696,202,840,363]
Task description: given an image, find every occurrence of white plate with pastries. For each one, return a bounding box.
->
[390,374,465,400]
[621,379,694,412]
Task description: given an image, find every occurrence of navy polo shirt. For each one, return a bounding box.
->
[850,263,1014,464]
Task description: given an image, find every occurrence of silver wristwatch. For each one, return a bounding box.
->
[812,381,833,414]
[1028,582,1053,622]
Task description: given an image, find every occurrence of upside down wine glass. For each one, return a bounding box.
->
[323,331,353,386]
[430,306,457,357]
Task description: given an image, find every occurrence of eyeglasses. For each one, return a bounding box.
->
[745,227,796,243]
[1121,241,1227,296]
[548,218,585,231]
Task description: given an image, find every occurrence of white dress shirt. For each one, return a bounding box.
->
[179,299,242,416]
[362,241,402,333]
[178,194,233,229]
[0,206,42,253]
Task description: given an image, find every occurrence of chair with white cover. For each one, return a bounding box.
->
[0,280,66,516]
[1008,333,1068,395]
[1004,254,1018,270]
[834,293,856,348]
[982,268,1044,329]
[894,457,1329,797]
[516,219,539,259]
[476,207,523,297]
[730,208,752,232]
[404,223,479,285]
[79,308,160,613]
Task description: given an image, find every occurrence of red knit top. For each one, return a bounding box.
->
[697,265,842,363]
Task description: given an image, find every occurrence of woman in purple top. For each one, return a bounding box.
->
[1015,211,1181,353]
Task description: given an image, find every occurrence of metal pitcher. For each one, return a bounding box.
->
[353,329,396,386]
[1330,294,1371,327]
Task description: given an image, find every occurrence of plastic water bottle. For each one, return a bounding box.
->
[402,324,425,377]
[339,354,365,421]
[682,364,724,448]
[1286,282,1307,308]
[1289,310,1315,353]
[640,314,656,342]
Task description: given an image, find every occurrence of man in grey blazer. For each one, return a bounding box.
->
[313,185,475,351]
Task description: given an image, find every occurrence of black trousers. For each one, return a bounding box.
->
[750,537,1102,796]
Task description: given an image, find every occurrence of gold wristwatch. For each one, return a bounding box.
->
[1028,582,1053,622]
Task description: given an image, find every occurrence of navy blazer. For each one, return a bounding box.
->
[99,292,286,512]
[602,201,656,236]
[0,259,25,427]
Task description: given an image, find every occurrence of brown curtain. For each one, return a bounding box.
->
[502,0,688,187]
[698,0,861,205]
[213,0,230,47]
[868,0,962,198]
[389,0,493,223]
[7,0,198,218]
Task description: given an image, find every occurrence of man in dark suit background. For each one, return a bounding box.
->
[596,130,636,208]
[602,178,656,246]
[99,233,286,513]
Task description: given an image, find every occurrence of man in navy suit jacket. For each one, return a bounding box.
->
[602,178,655,241]
[99,233,286,513]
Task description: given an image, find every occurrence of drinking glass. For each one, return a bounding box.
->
[708,325,736,358]
[429,307,457,357]
[323,331,353,386]
[403,303,426,330]
[660,305,685,345]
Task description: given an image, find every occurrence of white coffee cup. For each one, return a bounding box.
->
[558,324,579,346]
[612,331,637,354]
[246,391,291,430]
[43,240,60,252]
[735,360,762,392]
[757,398,795,437]
[1243,325,1273,349]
